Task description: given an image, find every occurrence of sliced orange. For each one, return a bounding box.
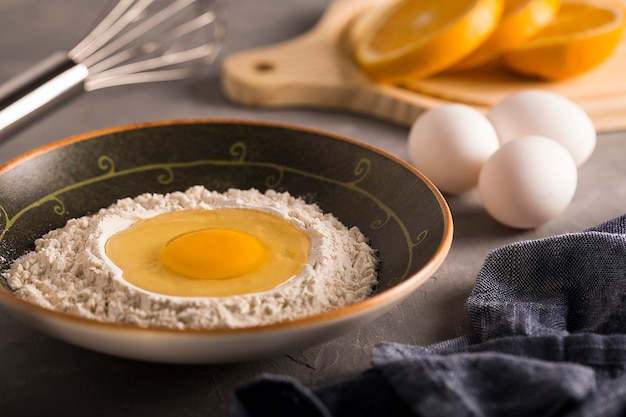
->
[503,0,625,80]
[352,0,504,83]
[451,0,561,71]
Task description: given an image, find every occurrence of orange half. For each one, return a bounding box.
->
[352,0,504,83]
[451,0,561,70]
[503,0,625,80]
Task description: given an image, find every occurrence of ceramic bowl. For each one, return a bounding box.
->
[0,120,452,363]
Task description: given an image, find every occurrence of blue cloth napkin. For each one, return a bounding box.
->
[227,214,626,417]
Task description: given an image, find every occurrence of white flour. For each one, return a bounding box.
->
[3,187,378,329]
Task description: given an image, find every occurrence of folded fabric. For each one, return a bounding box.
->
[227,214,626,417]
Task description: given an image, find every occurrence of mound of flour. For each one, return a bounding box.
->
[3,187,378,329]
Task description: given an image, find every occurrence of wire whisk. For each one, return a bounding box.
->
[0,0,227,137]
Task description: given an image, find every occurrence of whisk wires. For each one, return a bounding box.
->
[68,0,227,91]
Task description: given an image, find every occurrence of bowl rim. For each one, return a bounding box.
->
[0,118,453,336]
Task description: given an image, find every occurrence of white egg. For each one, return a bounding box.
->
[488,90,596,167]
[478,135,578,229]
[407,104,500,194]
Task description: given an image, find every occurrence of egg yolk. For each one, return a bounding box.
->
[104,209,310,297]
[160,228,268,279]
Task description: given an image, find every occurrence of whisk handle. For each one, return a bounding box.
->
[0,52,89,139]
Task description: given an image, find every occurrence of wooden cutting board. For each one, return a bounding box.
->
[221,0,626,133]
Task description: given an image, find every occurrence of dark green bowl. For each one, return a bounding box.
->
[0,119,452,363]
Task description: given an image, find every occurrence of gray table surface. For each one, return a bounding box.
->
[1,1,625,416]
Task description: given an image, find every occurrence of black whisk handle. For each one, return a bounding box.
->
[0,52,88,139]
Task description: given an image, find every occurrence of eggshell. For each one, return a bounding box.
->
[407,104,500,194]
[487,90,596,167]
[478,135,578,229]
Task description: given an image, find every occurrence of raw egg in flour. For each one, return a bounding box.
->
[105,208,310,297]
